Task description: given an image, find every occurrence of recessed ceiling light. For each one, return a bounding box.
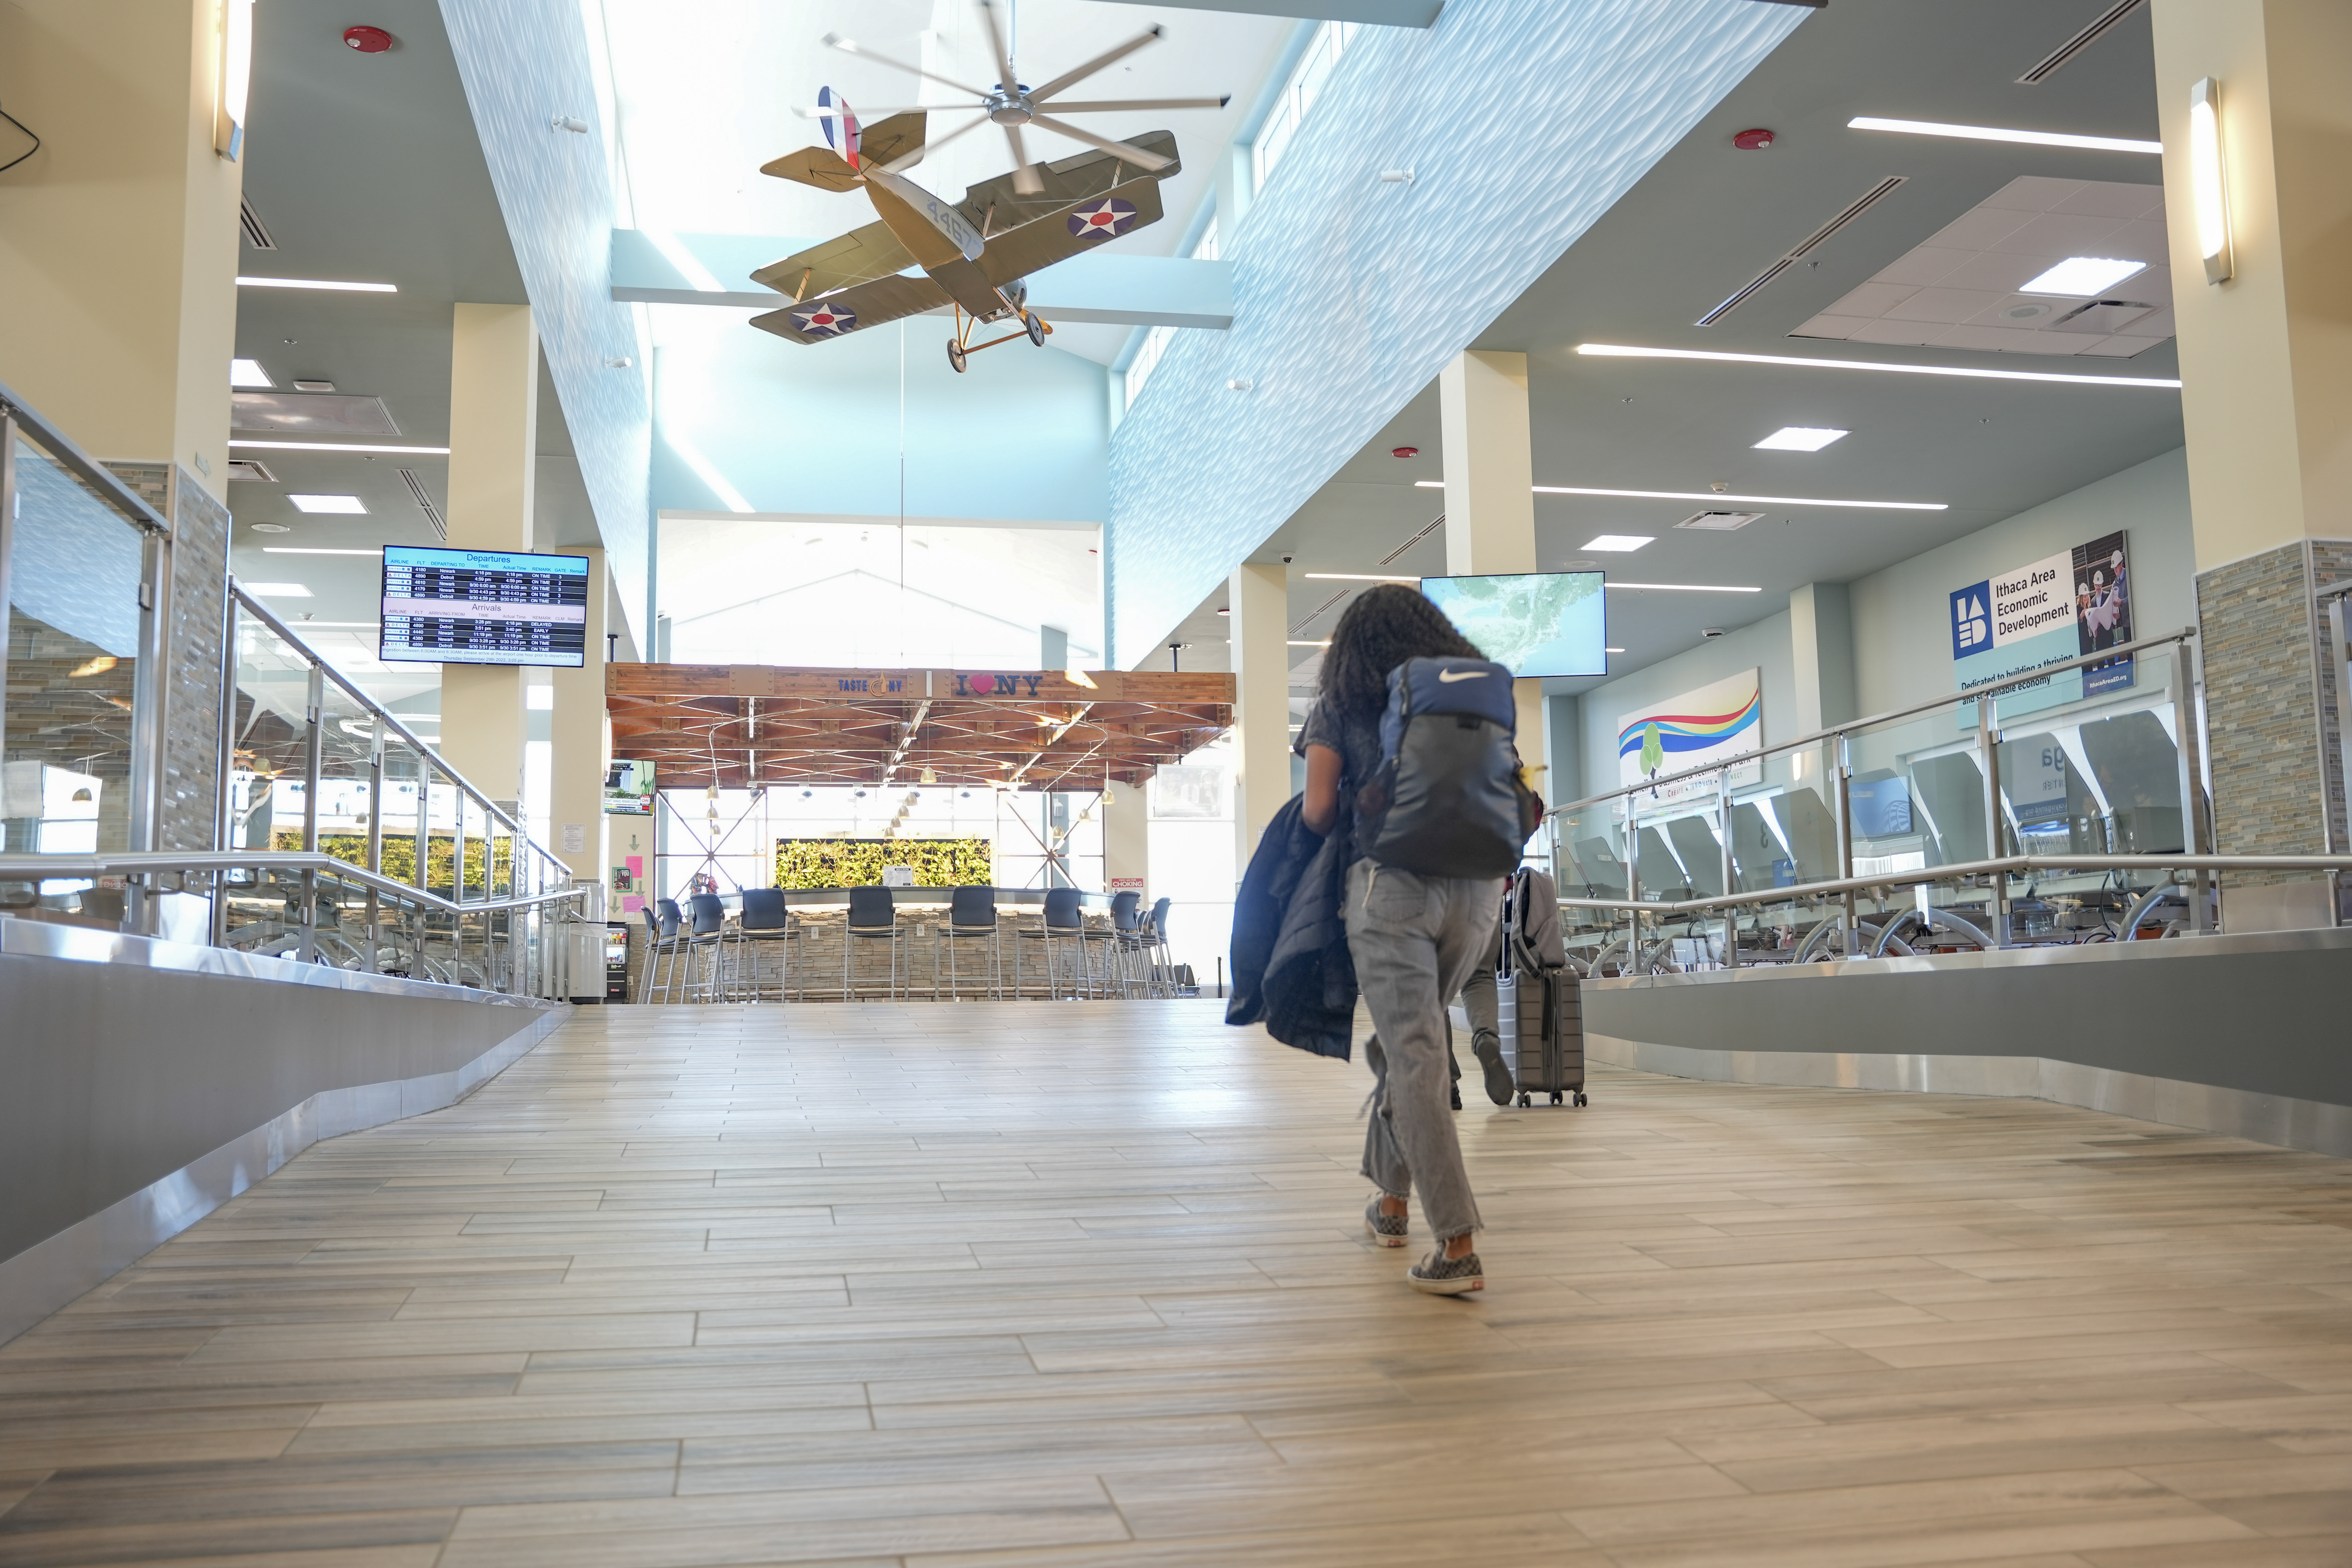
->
[287,494,367,514]
[229,440,452,454]
[1604,581,1762,594]
[230,358,273,389]
[292,379,337,393]
[1302,572,1420,582]
[235,276,399,292]
[1846,116,2162,155]
[1583,535,1654,552]
[262,546,383,555]
[241,582,314,597]
[2018,256,2148,296]
[1676,511,1765,531]
[1548,485,1941,512]
[1574,343,2181,390]
[248,522,291,533]
[1753,426,1848,452]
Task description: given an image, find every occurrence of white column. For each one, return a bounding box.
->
[550,545,608,879]
[1439,349,1548,787]
[1229,560,1290,866]
[1103,775,1150,896]
[438,303,538,808]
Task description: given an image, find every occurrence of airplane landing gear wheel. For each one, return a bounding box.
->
[946,340,968,373]
[1024,312,1047,347]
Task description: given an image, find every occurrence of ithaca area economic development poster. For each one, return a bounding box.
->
[1949,530,2131,724]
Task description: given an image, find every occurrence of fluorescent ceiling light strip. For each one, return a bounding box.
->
[229,440,453,454]
[235,276,399,292]
[1302,572,1421,583]
[1576,343,2182,390]
[1539,485,1943,512]
[1846,116,2161,155]
[1604,582,1761,593]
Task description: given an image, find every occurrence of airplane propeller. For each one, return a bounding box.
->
[815,0,1226,197]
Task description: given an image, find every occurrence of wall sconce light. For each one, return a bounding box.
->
[215,0,255,161]
[2188,77,2233,284]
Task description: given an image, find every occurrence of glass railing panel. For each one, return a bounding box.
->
[313,677,377,871]
[229,612,313,856]
[2,429,146,880]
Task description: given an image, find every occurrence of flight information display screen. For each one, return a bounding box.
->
[379,546,590,668]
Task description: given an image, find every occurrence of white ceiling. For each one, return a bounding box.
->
[1794,175,2174,359]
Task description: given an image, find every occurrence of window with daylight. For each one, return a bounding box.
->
[1250,21,1359,192]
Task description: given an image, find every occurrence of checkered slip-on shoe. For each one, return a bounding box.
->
[1408,1247,1484,1294]
[1364,1197,1408,1248]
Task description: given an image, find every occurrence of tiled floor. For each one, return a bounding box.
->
[4,998,2352,1566]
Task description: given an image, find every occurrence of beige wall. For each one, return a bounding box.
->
[0,0,241,497]
[1439,349,1547,774]
[1228,561,1290,865]
[2152,0,2352,571]
[549,547,609,880]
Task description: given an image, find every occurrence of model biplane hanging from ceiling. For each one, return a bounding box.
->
[749,0,1225,372]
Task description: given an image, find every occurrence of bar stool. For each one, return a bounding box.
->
[1145,897,1175,996]
[684,893,729,1002]
[842,885,903,999]
[651,899,689,1001]
[1096,890,1143,997]
[639,903,681,1003]
[934,885,1002,999]
[732,888,800,1001]
[1014,887,1088,998]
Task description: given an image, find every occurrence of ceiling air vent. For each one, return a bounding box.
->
[238,195,277,251]
[1697,175,1907,326]
[226,459,277,483]
[400,467,447,540]
[2018,0,2145,85]
[1377,512,1446,566]
[1675,510,1764,532]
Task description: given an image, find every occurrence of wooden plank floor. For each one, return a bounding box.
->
[5,999,2352,1567]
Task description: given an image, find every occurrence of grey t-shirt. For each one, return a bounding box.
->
[1296,697,1383,856]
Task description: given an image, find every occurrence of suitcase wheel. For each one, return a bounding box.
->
[1516,1092,1530,1108]
[1573,1091,1589,1108]
[1550,1090,1564,1105]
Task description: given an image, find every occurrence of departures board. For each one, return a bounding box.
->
[380,546,590,668]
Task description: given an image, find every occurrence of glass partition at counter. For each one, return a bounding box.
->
[0,425,153,924]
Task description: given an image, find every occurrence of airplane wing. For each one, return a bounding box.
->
[975,173,1165,288]
[759,112,929,192]
[750,274,950,345]
[957,132,1179,233]
[751,221,919,299]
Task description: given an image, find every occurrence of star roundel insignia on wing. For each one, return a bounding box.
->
[1067,198,1139,240]
[794,300,857,337]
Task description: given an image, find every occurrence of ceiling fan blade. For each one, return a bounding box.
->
[820,32,990,99]
[1027,26,1163,103]
[1027,113,1173,170]
[973,0,1021,96]
[885,113,989,173]
[1003,124,1043,195]
[1032,97,1232,113]
[795,104,929,119]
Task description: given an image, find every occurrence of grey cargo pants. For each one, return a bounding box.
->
[1348,859,1505,1243]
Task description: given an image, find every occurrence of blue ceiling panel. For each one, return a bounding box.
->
[1103,0,1807,666]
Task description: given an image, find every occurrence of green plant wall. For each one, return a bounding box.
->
[774,838,991,889]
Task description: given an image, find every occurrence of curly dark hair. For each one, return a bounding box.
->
[1317,583,1487,720]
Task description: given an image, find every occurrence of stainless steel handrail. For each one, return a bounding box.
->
[1550,625,2198,817]
[0,853,585,917]
[0,376,173,535]
[230,583,563,866]
[1555,851,2352,923]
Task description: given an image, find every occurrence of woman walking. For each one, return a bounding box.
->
[1296,584,1512,1294]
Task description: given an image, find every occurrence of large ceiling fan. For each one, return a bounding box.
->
[816,0,1228,195]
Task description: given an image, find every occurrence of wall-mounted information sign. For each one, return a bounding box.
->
[380,546,590,668]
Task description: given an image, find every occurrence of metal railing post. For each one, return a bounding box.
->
[2173,639,2212,932]
[1623,798,1642,969]
[1977,698,2010,946]
[364,736,383,972]
[297,664,324,963]
[1717,765,1737,969]
[1836,733,1855,954]
[126,524,169,933]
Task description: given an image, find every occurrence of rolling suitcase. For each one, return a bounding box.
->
[1494,868,1588,1108]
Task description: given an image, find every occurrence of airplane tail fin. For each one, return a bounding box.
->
[760,112,929,193]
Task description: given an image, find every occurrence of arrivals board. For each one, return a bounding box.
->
[379,546,590,668]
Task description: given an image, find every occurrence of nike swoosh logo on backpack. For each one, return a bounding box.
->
[1436,669,1489,682]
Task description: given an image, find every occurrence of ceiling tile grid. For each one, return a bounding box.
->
[1793,176,2173,360]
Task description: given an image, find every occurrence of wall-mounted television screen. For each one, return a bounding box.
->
[1420,571,1607,678]
[380,546,590,668]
